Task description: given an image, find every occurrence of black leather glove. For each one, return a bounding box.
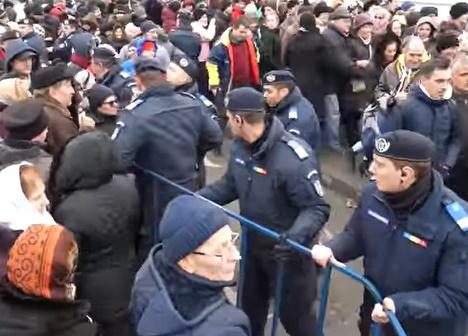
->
[272,233,296,262]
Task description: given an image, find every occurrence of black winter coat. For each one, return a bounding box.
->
[285,30,340,119]
[446,92,468,201]
[0,283,98,336]
[259,26,282,76]
[51,132,140,336]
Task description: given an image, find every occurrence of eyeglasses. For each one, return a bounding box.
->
[102,100,118,106]
[192,232,240,260]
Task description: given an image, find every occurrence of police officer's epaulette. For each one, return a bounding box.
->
[179,92,197,100]
[442,194,468,232]
[120,71,130,79]
[196,93,214,107]
[281,134,309,160]
[124,99,144,111]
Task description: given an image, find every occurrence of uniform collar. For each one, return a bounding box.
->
[141,82,174,99]
[274,87,301,113]
[248,116,285,160]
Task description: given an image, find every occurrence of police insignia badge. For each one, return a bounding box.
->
[111,121,125,140]
[179,58,189,67]
[375,138,390,153]
[266,74,275,83]
[313,180,324,197]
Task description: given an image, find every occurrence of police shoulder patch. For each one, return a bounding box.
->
[286,139,309,160]
[197,94,214,107]
[179,92,197,100]
[111,121,125,140]
[125,99,144,110]
[288,106,298,120]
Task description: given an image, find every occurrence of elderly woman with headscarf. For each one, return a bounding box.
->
[0,224,98,335]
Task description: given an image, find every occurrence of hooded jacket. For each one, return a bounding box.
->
[50,132,140,335]
[131,245,251,336]
[1,39,38,77]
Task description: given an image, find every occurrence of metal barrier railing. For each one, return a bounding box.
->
[135,164,407,336]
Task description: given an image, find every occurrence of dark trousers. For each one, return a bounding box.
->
[241,252,317,336]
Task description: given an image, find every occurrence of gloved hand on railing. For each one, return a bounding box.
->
[310,244,345,268]
[372,298,396,324]
[272,233,295,261]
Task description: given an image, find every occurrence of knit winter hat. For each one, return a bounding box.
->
[160,195,229,263]
[86,84,115,115]
[450,2,468,20]
[3,100,49,140]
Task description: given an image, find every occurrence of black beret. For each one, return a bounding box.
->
[31,63,75,90]
[374,130,435,162]
[172,54,198,80]
[2,100,49,140]
[135,57,167,73]
[226,87,264,112]
[263,70,295,85]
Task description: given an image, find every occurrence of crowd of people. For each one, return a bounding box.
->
[0,0,468,335]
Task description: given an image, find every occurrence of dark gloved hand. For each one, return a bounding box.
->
[272,233,296,262]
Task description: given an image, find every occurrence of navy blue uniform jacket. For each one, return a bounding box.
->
[327,173,468,336]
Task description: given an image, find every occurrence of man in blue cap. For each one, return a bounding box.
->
[131,195,250,336]
[199,87,330,336]
[312,130,468,336]
[263,69,321,153]
[113,57,222,265]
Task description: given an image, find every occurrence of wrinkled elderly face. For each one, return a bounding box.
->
[404,45,425,70]
[179,225,240,282]
[452,62,468,93]
[50,79,75,108]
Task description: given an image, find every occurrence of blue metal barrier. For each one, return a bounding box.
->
[134,164,407,336]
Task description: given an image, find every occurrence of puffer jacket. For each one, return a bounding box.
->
[50,131,140,336]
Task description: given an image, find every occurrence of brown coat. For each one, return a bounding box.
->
[41,98,79,155]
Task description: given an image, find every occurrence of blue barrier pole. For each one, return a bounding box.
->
[271,262,284,336]
[134,165,407,336]
[316,265,333,336]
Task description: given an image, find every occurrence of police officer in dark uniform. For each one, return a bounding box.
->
[312,130,468,336]
[92,45,138,107]
[199,87,330,336]
[113,57,222,264]
[166,53,219,188]
[263,70,321,153]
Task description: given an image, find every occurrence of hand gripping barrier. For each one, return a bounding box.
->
[134,164,407,336]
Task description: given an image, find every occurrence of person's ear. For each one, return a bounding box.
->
[400,166,416,185]
[178,256,196,274]
[234,114,243,126]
